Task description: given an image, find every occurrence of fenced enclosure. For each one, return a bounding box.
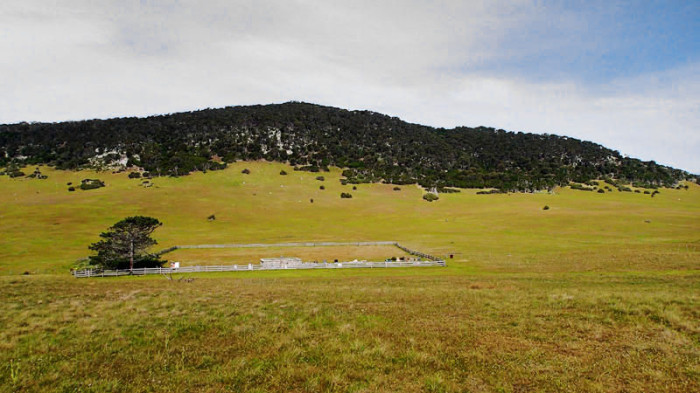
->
[72,241,446,278]
[157,241,402,255]
[72,259,446,278]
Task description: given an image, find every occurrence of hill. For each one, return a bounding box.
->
[0,102,694,191]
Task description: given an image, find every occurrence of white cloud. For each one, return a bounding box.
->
[0,1,697,173]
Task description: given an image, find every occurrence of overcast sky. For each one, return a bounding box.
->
[1,1,698,173]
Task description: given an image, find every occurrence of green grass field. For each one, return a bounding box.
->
[0,162,698,392]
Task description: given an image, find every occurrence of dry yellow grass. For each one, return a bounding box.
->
[0,272,697,392]
[0,162,698,392]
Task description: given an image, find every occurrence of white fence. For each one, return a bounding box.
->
[72,259,447,278]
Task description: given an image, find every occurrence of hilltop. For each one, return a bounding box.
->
[0,102,694,191]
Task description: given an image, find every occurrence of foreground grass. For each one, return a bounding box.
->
[1,270,697,392]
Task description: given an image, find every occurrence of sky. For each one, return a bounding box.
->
[1,0,698,173]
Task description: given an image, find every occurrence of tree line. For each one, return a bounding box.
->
[0,102,694,191]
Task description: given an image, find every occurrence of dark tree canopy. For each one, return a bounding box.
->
[89,216,164,270]
[0,102,695,191]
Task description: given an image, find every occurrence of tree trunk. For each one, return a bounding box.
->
[129,239,134,271]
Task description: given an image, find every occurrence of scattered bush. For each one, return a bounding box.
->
[305,166,319,172]
[651,190,660,198]
[316,176,325,181]
[128,172,141,179]
[340,192,352,199]
[319,185,325,190]
[437,187,461,193]
[632,182,658,189]
[295,165,328,172]
[542,205,550,210]
[241,168,250,174]
[603,177,619,187]
[352,186,357,190]
[68,187,75,192]
[393,187,401,191]
[79,179,105,190]
[67,182,72,186]
[634,190,640,193]
[206,161,227,172]
[597,189,605,193]
[423,193,439,202]
[280,170,287,176]
[27,168,48,179]
[142,172,151,178]
[570,183,594,191]
[643,190,650,195]
[8,171,25,178]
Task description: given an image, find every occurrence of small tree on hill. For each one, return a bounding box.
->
[89,216,164,270]
[423,193,439,202]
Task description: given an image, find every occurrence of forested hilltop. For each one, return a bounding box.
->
[0,102,694,191]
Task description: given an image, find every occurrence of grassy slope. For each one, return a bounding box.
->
[1,162,697,274]
[0,162,698,392]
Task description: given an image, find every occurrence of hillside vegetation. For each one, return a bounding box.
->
[1,102,694,191]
